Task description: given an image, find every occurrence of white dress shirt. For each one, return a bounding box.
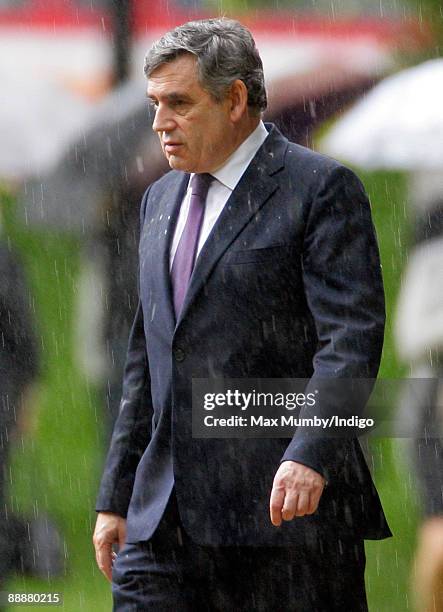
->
[169,121,269,269]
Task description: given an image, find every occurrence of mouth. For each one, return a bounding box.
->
[164,142,183,154]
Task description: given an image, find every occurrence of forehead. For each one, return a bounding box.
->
[147,54,202,97]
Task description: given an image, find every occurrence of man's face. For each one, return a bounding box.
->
[147,54,235,174]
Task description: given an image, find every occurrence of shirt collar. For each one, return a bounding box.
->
[188,121,268,192]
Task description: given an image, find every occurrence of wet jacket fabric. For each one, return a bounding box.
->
[96,124,391,545]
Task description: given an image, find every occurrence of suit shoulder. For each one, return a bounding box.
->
[285,141,346,175]
[283,141,365,196]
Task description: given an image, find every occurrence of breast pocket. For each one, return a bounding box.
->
[217,245,301,319]
[222,245,293,265]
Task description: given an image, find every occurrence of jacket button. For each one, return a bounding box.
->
[174,347,185,362]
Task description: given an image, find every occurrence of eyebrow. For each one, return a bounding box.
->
[146,91,192,103]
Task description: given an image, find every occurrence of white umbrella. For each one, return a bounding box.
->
[395,236,443,363]
[321,58,443,170]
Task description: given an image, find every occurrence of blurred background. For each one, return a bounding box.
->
[0,0,442,610]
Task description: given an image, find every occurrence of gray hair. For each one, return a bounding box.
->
[144,18,267,114]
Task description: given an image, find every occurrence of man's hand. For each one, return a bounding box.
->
[270,460,325,526]
[93,512,127,582]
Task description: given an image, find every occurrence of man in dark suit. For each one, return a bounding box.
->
[93,17,390,611]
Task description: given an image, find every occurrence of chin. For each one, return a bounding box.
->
[167,155,186,170]
[168,156,197,173]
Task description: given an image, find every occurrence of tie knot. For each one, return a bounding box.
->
[191,173,213,198]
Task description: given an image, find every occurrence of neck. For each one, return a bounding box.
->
[231,116,260,151]
[209,116,261,173]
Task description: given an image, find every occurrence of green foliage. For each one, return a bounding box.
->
[1,190,111,611]
[356,171,421,612]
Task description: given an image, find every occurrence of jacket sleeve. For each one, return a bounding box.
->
[281,165,385,480]
[96,188,153,517]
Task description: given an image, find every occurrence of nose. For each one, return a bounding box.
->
[152,104,176,133]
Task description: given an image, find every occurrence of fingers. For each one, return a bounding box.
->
[93,513,126,583]
[271,489,315,525]
[269,485,285,527]
[270,461,325,526]
[282,490,314,520]
[118,523,127,550]
[281,492,297,521]
[308,485,323,514]
[297,491,312,516]
[94,540,113,582]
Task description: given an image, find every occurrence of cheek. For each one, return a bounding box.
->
[210,115,227,139]
[184,129,203,158]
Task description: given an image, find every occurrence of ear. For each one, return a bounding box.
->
[228,79,249,123]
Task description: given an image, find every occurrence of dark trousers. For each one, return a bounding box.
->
[112,496,368,612]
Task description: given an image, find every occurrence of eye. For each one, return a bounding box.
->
[170,99,190,111]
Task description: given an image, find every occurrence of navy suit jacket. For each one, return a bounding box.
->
[96,124,391,545]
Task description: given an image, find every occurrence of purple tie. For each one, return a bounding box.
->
[171,173,213,318]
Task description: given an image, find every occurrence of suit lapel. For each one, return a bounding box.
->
[144,171,189,335]
[176,126,288,327]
